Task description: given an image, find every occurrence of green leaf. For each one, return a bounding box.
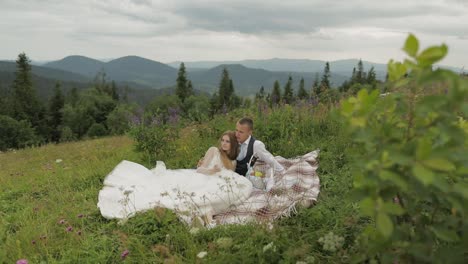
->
[387,60,408,81]
[382,202,404,216]
[421,159,456,172]
[359,198,375,217]
[378,170,408,190]
[416,138,432,160]
[430,227,459,242]
[403,34,419,57]
[377,213,393,238]
[412,164,434,185]
[453,183,468,199]
[417,44,448,67]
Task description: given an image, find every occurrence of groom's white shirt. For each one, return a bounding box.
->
[238,136,285,172]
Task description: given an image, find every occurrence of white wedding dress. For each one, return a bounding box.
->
[97,147,253,221]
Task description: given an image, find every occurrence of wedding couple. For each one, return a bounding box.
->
[97,117,283,225]
[198,117,284,177]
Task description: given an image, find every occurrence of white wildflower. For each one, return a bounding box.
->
[197,251,207,259]
[55,159,63,163]
[263,242,276,252]
[189,227,200,235]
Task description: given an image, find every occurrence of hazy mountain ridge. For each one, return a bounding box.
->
[40,56,353,96]
[168,58,389,73]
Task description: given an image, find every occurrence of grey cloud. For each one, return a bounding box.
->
[169,1,465,34]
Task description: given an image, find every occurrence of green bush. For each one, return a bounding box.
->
[341,34,468,263]
[86,123,108,138]
[0,115,40,150]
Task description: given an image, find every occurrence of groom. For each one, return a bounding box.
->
[235,117,284,176]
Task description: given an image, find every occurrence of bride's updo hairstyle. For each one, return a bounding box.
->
[219,131,239,170]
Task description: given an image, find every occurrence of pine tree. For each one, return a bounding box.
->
[351,67,357,84]
[48,82,65,142]
[111,81,119,101]
[68,87,79,106]
[176,62,191,102]
[0,83,11,116]
[271,80,281,106]
[187,80,193,97]
[256,86,265,100]
[367,66,377,86]
[312,73,319,95]
[12,52,42,126]
[218,67,233,108]
[297,77,308,99]
[356,59,365,84]
[320,62,331,93]
[283,76,294,104]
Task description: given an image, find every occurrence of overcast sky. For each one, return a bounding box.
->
[1,0,467,68]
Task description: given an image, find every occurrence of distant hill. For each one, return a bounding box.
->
[168,58,388,73]
[103,56,177,88]
[44,55,104,77]
[0,61,175,106]
[188,64,348,96]
[45,55,178,88]
[42,56,350,96]
[0,70,89,101]
[0,61,89,83]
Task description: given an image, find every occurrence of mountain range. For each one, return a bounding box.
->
[1,55,393,101]
[42,56,388,94]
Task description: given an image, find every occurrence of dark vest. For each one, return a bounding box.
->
[235,137,256,176]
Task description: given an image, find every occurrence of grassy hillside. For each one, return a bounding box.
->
[0,109,359,263]
[0,136,142,262]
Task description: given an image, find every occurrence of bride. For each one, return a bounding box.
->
[97,131,253,225]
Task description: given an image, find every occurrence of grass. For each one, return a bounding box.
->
[1,109,361,263]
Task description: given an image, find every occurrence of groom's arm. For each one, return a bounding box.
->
[254,141,285,172]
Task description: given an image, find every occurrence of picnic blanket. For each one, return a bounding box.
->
[214,150,320,225]
[97,150,320,226]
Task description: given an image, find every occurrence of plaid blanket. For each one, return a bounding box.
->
[214,150,320,225]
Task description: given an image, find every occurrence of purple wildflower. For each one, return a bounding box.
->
[16,259,28,264]
[31,240,36,245]
[121,249,130,260]
[66,226,73,232]
[168,107,180,125]
[77,230,82,236]
[58,219,66,224]
[222,103,228,115]
[130,114,142,126]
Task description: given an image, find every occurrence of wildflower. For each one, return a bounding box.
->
[189,227,200,235]
[55,159,63,163]
[58,219,66,224]
[197,251,207,259]
[66,226,73,232]
[263,242,276,252]
[76,230,82,236]
[121,249,130,260]
[31,240,36,245]
[16,259,28,264]
[215,237,233,249]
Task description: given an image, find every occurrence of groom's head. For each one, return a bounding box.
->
[236,117,253,144]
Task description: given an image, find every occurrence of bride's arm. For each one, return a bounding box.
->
[196,147,221,175]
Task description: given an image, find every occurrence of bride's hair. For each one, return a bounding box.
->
[219,131,239,170]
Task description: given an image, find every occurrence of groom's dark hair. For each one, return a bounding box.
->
[238,117,253,130]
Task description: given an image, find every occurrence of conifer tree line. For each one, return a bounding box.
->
[0,53,132,150]
[254,59,382,107]
[1,53,384,151]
